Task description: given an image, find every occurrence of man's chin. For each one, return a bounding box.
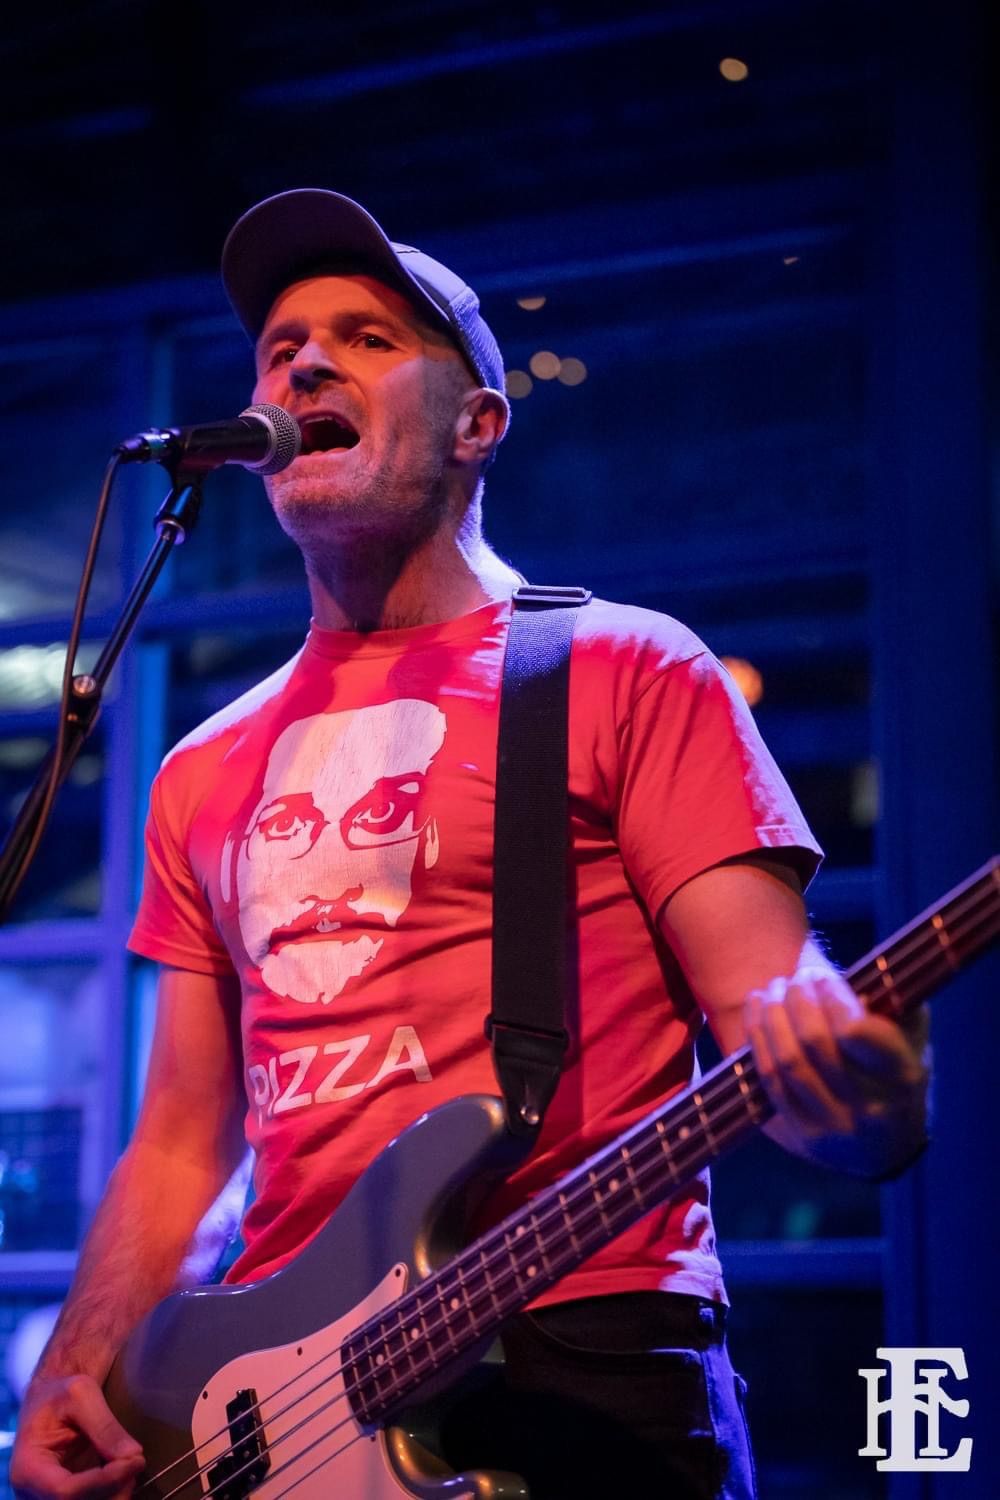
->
[260,933,384,1005]
[268,463,360,514]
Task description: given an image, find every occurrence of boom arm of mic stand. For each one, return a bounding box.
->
[0,477,204,924]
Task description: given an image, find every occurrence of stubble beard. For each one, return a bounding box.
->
[264,422,454,566]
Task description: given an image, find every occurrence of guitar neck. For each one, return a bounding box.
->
[347,857,1000,1423]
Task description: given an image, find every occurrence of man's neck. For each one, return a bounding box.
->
[304,524,521,633]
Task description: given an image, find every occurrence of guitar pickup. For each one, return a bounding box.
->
[205,1388,271,1500]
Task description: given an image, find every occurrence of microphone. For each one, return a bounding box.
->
[117,403,301,475]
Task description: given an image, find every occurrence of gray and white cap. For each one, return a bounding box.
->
[221,189,507,404]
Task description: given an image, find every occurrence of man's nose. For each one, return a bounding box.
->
[288,339,344,393]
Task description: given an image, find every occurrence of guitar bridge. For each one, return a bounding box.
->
[205,1388,271,1500]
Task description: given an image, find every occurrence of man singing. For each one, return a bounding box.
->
[12,190,928,1500]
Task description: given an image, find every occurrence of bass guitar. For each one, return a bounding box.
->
[105,857,1000,1500]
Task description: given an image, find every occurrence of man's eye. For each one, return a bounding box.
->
[273,346,299,365]
[358,332,391,350]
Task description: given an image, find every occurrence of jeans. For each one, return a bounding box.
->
[437,1290,758,1498]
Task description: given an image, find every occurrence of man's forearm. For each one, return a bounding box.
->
[34,1140,232,1386]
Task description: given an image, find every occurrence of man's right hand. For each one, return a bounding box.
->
[10,970,246,1500]
[10,1374,145,1500]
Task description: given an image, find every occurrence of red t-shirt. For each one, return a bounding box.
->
[128,597,820,1304]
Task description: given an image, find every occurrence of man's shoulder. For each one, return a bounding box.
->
[571,596,710,676]
[160,649,304,776]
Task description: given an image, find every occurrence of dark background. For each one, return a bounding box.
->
[0,2,996,1496]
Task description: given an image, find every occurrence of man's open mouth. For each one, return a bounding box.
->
[297,414,361,454]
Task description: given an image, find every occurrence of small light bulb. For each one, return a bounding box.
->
[720,656,763,707]
[529,350,561,381]
[505,370,533,399]
[557,358,588,386]
[719,57,749,83]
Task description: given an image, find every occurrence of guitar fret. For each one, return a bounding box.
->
[354,1312,410,1415]
[442,1294,462,1347]
[620,1146,646,1209]
[602,1170,626,1226]
[397,1309,421,1376]
[732,1058,763,1123]
[452,1259,480,1333]
[691,1091,717,1151]
[397,863,999,1426]
[419,1286,450,1367]
[119,859,999,1458]
[478,1245,503,1316]
[370,1351,392,1396]
[589,1167,617,1230]
[520,1211,547,1284]
[847,861,999,1019]
[931,912,959,970]
[377,1314,404,1370]
[405,1301,426,1350]
[654,1119,682,1181]
[558,1190,582,1254]
[512,1219,535,1286]
[504,1224,535,1296]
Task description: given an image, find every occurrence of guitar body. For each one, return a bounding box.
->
[104,861,998,1500]
[105,1095,529,1500]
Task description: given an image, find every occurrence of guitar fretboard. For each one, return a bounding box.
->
[345,857,1000,1424]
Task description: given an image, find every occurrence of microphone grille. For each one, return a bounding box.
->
[240,402,302,474]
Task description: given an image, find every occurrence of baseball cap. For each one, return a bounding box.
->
[221,189,506,399]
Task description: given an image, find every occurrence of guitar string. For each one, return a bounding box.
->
[139,888,1000,1500]
[135,1058,777,1500]
[247,867,997,1500]
[186,906,980,1500]
[135,884,998,1498]
[140,1069,780,1500]
[846,862,998,994]
[136,868,1000,1492]
[145,881,998,1500]
[138,985,946,1500]
[297,874,1000,1420]
[347,876,1000,1428]
[137,886,1000,1500]
[354,879,1000,1411]
[839,873,998,1004]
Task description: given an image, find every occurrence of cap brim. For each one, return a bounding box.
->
[221,188,449,343]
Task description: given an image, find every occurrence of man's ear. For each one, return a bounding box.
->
[453,388,510,467]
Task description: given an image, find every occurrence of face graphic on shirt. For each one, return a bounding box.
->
[233,699,446,1005]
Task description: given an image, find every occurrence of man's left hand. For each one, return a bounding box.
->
[745,966,930,1179]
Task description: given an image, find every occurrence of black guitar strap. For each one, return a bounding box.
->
[488,583,592,1140]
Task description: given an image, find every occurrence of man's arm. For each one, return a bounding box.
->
[11,966,246,1500]
[660,859,929,1178]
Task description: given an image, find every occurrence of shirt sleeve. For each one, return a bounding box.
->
[128,771,236,977]
[615,650,823,922]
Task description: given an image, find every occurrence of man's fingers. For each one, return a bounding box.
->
[60,1377,142,1464]
[821,999,928,1087]
[747,983,853,1132]
[63,1455,144,1500]
[14,1452,143,1500]
[744,964,930,1178]
[10,1375,144,1500]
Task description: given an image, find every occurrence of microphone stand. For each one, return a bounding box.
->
[0,473,204,924]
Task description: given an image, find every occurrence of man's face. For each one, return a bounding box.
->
[252,273,473,545]
[232,699,446,1005]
